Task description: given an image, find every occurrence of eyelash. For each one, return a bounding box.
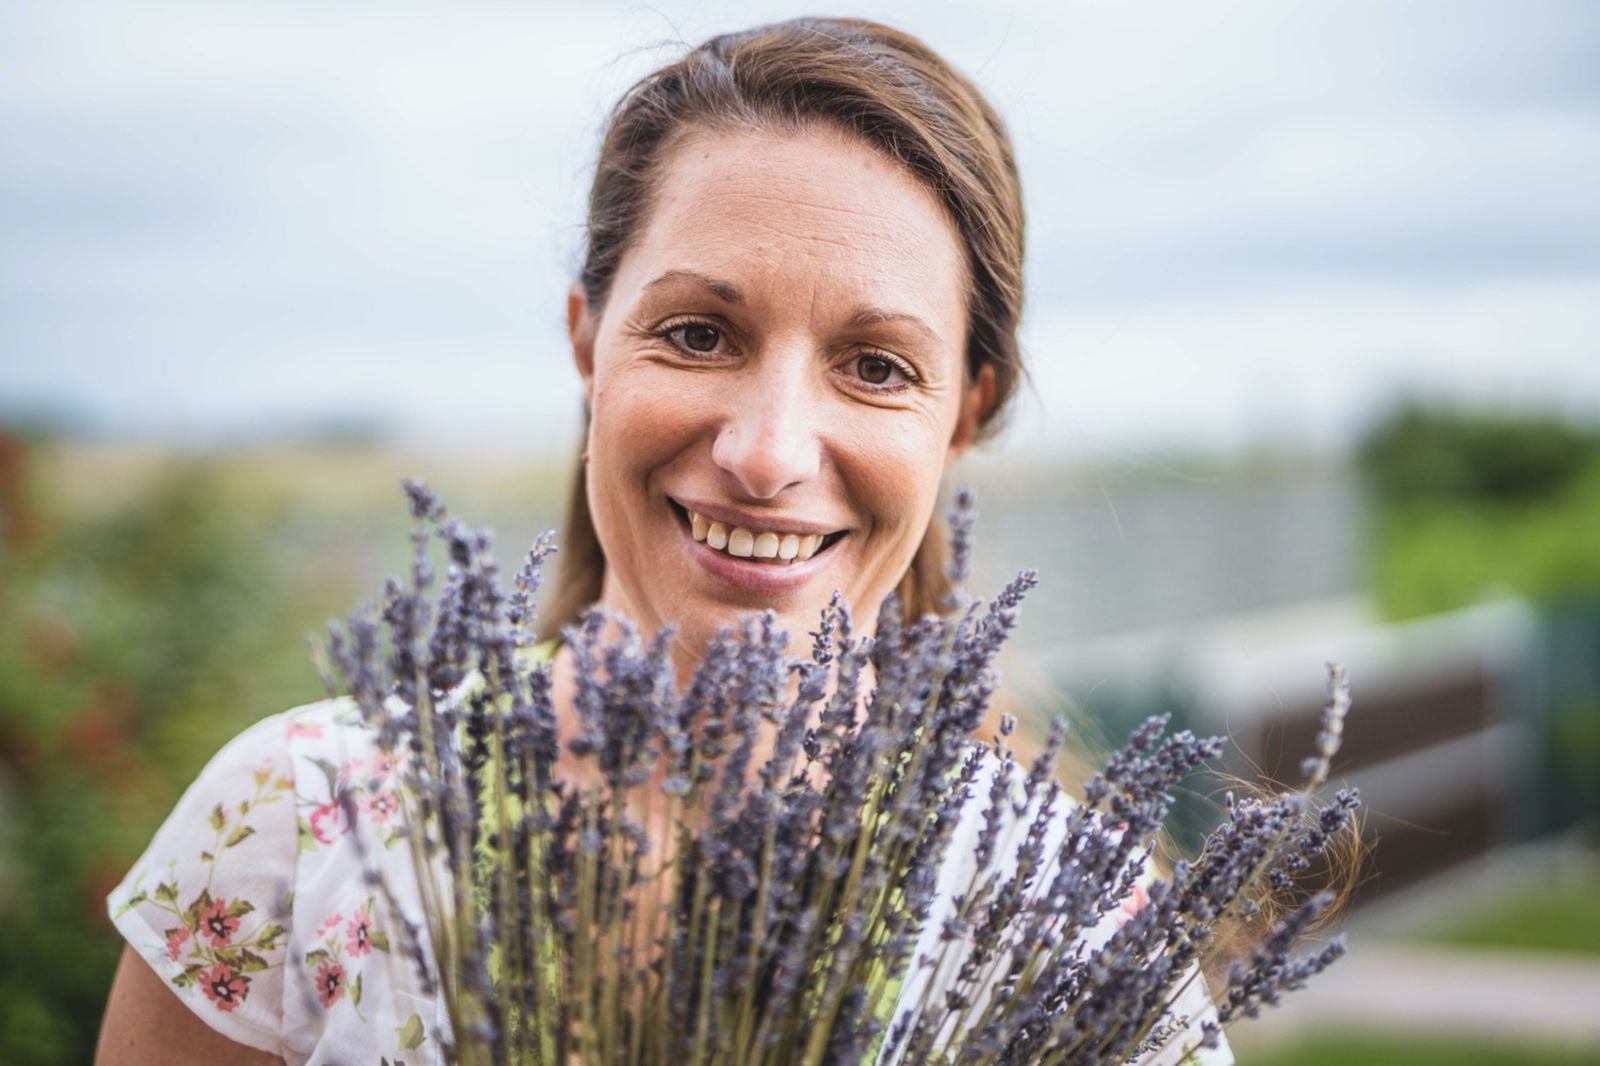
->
[652,317,921,393]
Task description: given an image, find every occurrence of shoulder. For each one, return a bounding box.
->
[104,703,321,1055]
[106,698,444,1063]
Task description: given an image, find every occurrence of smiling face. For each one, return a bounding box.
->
[569,123,992,670]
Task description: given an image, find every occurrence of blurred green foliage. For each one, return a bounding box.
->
[0,434,561,1065]
[1359,405,1600,618]
[1359,405,1600,839]
[1360,404,1598,505]
[1542,693,1600,836]
[0,434,325,1065]
[1412,869,1600,957]
[1247,1031,1597,1066]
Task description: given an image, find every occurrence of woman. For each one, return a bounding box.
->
[97,18,1227,1064]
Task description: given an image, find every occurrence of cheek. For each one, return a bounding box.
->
[584,376,697,572]
[591,370,702,478]
[841,417,947,537]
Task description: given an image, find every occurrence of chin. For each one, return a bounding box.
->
[669,599,816,655]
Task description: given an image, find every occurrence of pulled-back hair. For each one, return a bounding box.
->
[543,16,1026,637]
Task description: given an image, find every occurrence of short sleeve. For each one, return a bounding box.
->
[106,711,298,1057]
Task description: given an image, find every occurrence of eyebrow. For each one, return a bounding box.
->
[846,306,942,345]
[642,269,943,345]
[642,270,743,304]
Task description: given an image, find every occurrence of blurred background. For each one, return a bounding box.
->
[3,1,1598,1062]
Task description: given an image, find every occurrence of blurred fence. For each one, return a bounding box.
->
[1034,593,1600,899]
[960,456,1365,655]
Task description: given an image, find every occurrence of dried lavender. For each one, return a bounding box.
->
[318,486,1357,1065]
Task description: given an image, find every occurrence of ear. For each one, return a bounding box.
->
[947,361,996,462]
[566,281,597,405]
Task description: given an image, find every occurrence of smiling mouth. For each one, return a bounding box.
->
[669,500,847,565]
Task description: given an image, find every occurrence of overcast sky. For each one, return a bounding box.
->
[2,0,1597,460]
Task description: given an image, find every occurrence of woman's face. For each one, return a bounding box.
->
[569,124,992,668]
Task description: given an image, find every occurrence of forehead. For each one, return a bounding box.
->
[619,124,969,320]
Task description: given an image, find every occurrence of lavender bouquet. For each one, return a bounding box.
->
[319,482,1357,1065]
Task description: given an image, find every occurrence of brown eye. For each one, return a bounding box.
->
[682,323,720,352]
[856,355,894,385]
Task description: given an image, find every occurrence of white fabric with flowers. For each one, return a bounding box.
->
[109,697,1231,1065]
[107,698,437,1065]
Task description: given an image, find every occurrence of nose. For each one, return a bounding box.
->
[710,357,822,500]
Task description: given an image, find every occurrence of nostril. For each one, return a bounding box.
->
[710,418,821,500]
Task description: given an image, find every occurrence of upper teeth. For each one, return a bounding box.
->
[689,511,824,562]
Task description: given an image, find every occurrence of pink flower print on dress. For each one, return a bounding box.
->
[200,898,240,947]
[1114,882,1149,928]
[284,718,324,740]
[315,911,344,939]
[370,751,398,781]
[335,758,363,788]
[361,789,399,824]
[345,908,374,958]
[163,926,190,961]
[308,800,353,845]
[314,960,345,1007]
[199,964,248,1012]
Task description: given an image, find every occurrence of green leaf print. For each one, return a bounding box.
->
[235,949,270,973]
[255,923,287,951]
[396,1012,425,1050]
[208,803,227,832]
[185,888,214,929]
[112,891,148,919]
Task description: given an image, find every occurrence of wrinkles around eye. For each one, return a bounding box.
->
[645,316,925,398]
[653,317,734,358]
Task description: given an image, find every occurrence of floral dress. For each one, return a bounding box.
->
[109,697,1231,1066]
[107,696,440,1065]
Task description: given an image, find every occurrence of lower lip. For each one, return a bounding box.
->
[680,522,838,597]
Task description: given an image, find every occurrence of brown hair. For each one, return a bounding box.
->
[543,16,1026,638]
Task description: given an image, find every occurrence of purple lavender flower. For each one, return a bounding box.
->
[316,483,1356,1066]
